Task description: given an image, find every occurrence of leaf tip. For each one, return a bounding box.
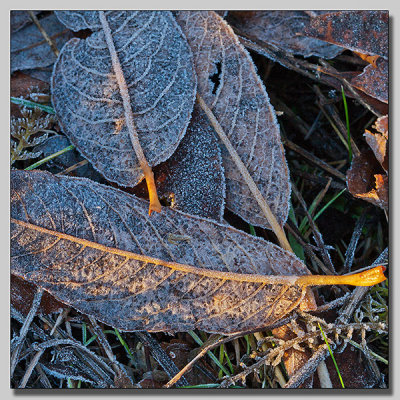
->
[354,265,387,286]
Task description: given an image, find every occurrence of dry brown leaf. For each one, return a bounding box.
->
[11,274,65,316]
[374,114,388,136]
[132,104,225,222]
[11,170,385,334]
[364,131,388,173]
[227,11,343,59]
[304,11,388,59]
[346,150,388,210]
[11,170,314,335]
[347,115,388,209]
[304,11,388,104]
[52,11,196,190]
[175,11,290,229]
[351,57,388,104]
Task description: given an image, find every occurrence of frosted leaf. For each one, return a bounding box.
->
[11,13,72,73]
[133,104,225,222]
[10,10,40,33]
[11,170,311,335]
[351,58,388,104]
[175,11,290,229]
[52,11,196,187]
[227,11,343,59]
[304,11,388,59]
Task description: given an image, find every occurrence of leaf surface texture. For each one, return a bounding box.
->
[11,170,310,334]
[52,11,196,187]
[175,11,290,229]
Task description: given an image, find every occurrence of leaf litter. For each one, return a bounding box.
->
[226,11,343,59]
[175,11,291,230]
[304,11,388,104]
[11,170,386,335]
[347,115,388,210]
[10,10,389,389]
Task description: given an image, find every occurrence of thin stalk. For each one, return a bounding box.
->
[27,11,59,57]
[341,86,353,162]
[10,97,55,114]
[12,218,386,288]
[197,94,291,252]
[99,11,161,215]
[24,145,74,170]
[318,323,344,388]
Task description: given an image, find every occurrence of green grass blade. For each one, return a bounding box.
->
[218,344,224,378]
[188,330,230,376]
[84,335,98,347]
[341,86,352,162]
[82,322,87,345]
[249,224,256,236]
[113,328,135,360]
[313,189,346,222]
[11,96,55,114]
[24,145,74,171]
[318,323,345,388]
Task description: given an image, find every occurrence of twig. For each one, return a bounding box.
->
[99,11,161,215]
[316,357,333,388]
[291,183,336,274]
[196,94,292,252]
[343,209,369,273]
[56,159,89,176]
[283,138,346,181]
[10,287,43,377]
[291,169,346,191]
[318,60,382,118]
[11,304,49,342]
[135,331,189,387]
[18,349,45,388]
[164,334,225,388]
[284,344,329,388]
[27,11,60,57]
[88,317,118,373]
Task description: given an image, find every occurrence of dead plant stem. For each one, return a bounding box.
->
[196,94,292,252]
[99,11,161,215]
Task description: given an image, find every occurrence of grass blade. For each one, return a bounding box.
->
[188,330,230,376]
[11,96,55,114]
[24,145,74,171]
[313,189,346,222]
[341,86,352,162]
[318,323,345,388]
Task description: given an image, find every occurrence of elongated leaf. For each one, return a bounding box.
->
[175,11,290,229]
[227,11,343,59]
[11,170,311,335]
[52,11,196,188]
[133,104,225,221]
